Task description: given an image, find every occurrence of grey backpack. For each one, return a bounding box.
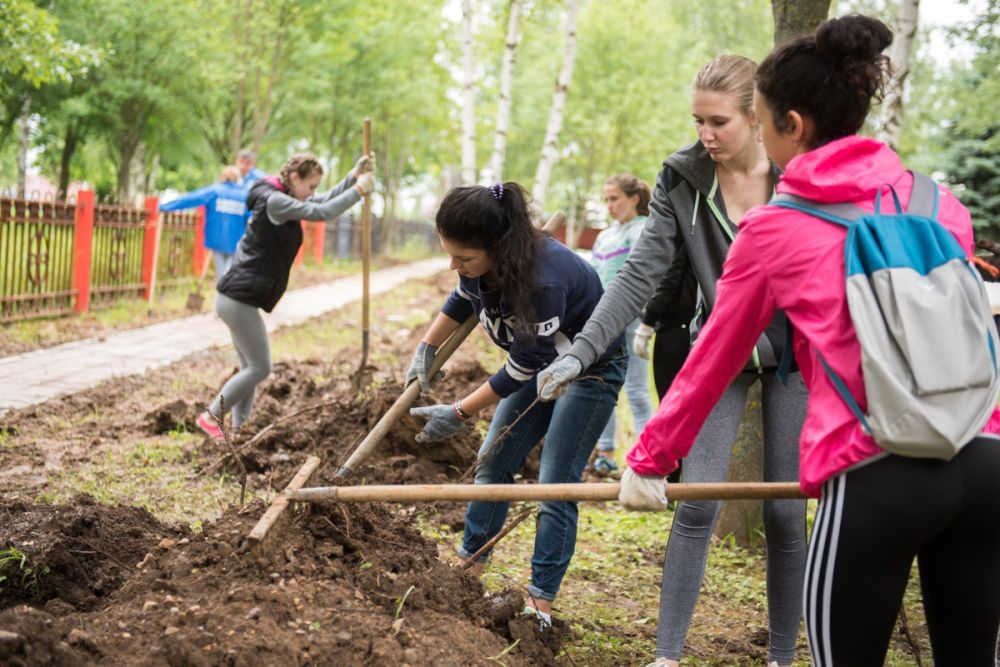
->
[772,172,1000,459]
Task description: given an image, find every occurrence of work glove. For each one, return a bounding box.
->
[352,153,376,177]
[405,342,443,393]
[618,467,669,511]
[354,172,376,196]
[632,323,655,360]
[536,355,583,402]
[410,403,467,443]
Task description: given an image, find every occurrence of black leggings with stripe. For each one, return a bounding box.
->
[805,436,1000,665]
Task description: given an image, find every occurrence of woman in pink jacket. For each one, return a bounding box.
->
[618,14,1000,666]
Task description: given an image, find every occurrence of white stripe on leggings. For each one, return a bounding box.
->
[806,474,847,666]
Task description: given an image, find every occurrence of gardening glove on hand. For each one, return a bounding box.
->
[352,153,376,177]
[618,467,668,511]
[410,403,467,443]
[632,323,655,360]
[354,172,376,196]
[405,342,444,392]
[536,355,583,402]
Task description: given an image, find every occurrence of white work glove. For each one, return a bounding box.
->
[632,323,655,360]
[354,172,376,196]
[618,467,669,511]
[405,342,444,393]
[352,153,376,177]
[536,355,583,402]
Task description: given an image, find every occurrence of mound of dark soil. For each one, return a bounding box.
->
[0,498,564,666]
[0,495,182,612]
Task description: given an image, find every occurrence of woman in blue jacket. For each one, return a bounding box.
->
[159,166,250,278]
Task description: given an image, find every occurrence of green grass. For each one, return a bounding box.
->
[0,546,49,601]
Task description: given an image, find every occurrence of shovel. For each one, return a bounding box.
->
[351,117,376,391]
[185,252,213,312]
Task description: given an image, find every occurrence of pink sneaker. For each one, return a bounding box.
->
[196,411,224,441]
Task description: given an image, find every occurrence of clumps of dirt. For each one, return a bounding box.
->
[144,399,199,435]
[0,495,182,612]
[0,497,564,666]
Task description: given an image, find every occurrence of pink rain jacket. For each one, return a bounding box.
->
[627,135,1000,497]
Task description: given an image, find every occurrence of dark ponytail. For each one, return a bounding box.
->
[756,14,893,147]
[435,182,543,338]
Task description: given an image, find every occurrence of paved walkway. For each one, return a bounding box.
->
[0,257,449,414]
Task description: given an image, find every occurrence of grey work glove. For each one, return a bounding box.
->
[632,323,655,360]
[618,467,669,511]
[352,153,376,176]
[410,404,467,443]
[406,342,443,393]
[536,355,583,402]
[354,172,376,195]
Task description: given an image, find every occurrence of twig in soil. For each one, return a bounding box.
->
[461,507,537,570]
[193,399,340,479]
[458,375,605,483]
[213,397,248,506]
[897,604,924,667]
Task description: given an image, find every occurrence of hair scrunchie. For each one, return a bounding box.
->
[489,183,504,201]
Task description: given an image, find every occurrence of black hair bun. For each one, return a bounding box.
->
[816,14,893,62]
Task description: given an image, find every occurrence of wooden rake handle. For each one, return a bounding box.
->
[289,481,805,504]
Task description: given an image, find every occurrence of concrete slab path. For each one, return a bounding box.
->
[0,257,449,414]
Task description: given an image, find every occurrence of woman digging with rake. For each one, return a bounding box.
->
[408,182,626,628]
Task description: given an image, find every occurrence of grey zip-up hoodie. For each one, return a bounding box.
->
[570,141,791,370]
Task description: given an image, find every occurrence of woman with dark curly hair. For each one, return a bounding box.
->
[407,182,626,627]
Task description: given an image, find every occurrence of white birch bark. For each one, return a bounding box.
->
[880,0,920,150]
[532,0,580,210]
[488,0,524,183]
[460,0,477,185]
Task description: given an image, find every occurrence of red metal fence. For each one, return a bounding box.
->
[0,191,436,323]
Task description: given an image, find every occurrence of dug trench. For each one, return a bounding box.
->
[0,272,558,666]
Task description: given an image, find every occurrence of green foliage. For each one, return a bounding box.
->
[0,546,49,601]
[0,0,98,87]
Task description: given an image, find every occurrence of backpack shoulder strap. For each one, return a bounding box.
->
[905,171,940,219]
[770,194,868,229]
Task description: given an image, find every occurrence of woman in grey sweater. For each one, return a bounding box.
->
[537,56,808,667]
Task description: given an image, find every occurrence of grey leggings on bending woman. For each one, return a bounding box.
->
[655,371,808,665]
[210,292,272,427]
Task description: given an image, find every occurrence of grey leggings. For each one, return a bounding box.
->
[655,371,808,664]
[210,292,272,427]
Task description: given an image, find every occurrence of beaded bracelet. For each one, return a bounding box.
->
[452,400,471,421]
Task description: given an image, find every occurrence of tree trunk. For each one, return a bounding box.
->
[532,0,580,210]
[714,382,764,545]
[771,0,831,46]
[58,120,82,199]
[460,0,477,185]
[879,0,920,150]
[230,0,249,157]
[489,0,524,183]
[16,93,31,199]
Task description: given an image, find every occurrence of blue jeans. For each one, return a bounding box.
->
[597,318,653,452]
[458,345,627,601]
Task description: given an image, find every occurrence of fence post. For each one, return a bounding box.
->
[192,206,206,276]
[294,220,306,266]
[72,190,95,313]
[142,196,160,303]
[312,221,326,264]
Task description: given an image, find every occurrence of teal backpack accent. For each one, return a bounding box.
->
[772,172,1000,459]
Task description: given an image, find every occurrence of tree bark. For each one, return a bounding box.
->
[532,0,580,210]
[714,382,764,545]
[771,0,831,46]
[58,119,82,199]
[880,0,920,150]
[16,93,31,199]
[489,0,523,183]
[460,0,477,185]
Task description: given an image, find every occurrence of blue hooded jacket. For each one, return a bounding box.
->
[159,181,251,254]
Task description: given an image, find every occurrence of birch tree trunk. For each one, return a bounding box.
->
[16,93,31,199]
[771,0,831,45]
[460,0,477,185]
[489,0,524,183]
[880,0,920,150]
[532,0,580,210]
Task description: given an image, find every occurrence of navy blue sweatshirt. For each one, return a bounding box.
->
[441,237,624,398]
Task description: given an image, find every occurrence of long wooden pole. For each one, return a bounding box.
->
[359,117,373,370]
[334,210,566,478]
[290,482,804,504]
[248,455,322,547]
